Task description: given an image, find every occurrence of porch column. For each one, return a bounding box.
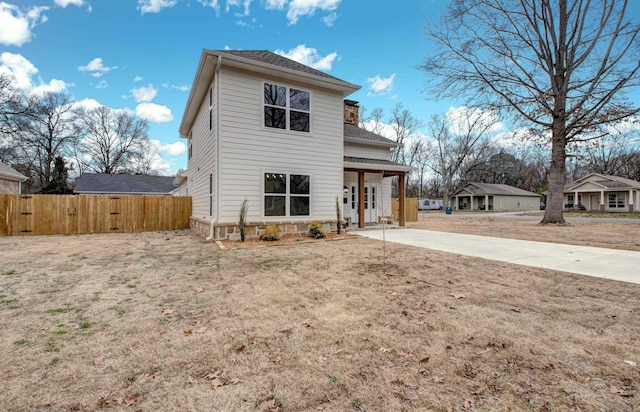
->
[485,195,489,210]
[574,190,579,208]
[358,171,365,228]
[600,191,605,212]
[399,173,406,226]
[470,197,474,211]
[630,189,634,212]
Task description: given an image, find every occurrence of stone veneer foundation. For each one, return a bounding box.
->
[190,217,339,240]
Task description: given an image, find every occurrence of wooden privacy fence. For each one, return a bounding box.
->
[391,197,419,222]
[0,194,192,236]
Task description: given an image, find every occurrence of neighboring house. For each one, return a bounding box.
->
[452,182,540,211]
[0,162,28,194]
[173,172,188,197]
[563,173,640,212]
[74,173,178,196]
[178,49,412,239]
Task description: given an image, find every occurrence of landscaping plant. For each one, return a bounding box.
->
[238,198,248,242]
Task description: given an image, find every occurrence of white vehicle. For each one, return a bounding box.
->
[418,198,444,210]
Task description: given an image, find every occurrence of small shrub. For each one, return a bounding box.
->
[239,198,248,242]
[335,196,342,235]
[260,224,281,241]
[308,221,326,239]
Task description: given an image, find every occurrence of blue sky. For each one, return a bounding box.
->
[2,0,639,175]
[0,0,447,175]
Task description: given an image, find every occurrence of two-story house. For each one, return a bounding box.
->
[178,49,412,239]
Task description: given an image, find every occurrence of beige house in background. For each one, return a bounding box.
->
[452,182,540,211]
[0,162,27,194]
[178,49,412,239]
[563,173,640,212]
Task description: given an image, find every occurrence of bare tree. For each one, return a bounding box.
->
[359,106,385,135]
[17,92,78,191]
[76,106,149,174]
[421,0,640,223]
[428,107,499,208]
[388,103,422,163]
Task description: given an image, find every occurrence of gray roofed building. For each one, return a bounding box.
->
[452,182,541,211]
[562,173,640,212]
[74,173,177,195]
[0,161,28,194]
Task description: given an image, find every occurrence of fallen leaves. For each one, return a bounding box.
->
[609,385,633,397]
[204,370,241,389]
[449,293,466,299]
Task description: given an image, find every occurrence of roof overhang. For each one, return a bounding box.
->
[344,136,397,148]
[344,160,414,177]
[179,50,361,138]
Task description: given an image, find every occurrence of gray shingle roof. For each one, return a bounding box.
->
[457,183,539,197]
[344,123,397,146]
[74,173,176,194]
[216,50,345,82]
[344,156,405,166]
[0,161,27,181]
[566,173,640,190]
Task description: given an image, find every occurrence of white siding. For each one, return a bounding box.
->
[216,68,344,223]
[344,142,392,161]
[187,82,218,218]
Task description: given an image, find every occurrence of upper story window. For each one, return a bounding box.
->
[263,83,310,132]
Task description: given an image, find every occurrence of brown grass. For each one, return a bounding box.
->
[413,213,640,251]
[1,224,639,411]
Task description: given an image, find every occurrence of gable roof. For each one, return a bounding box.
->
[179,49,361,137]
[0,162,27,182]
[74,173,176,195]
[566,173,640,191]
[454,182,540,197]
[344,123,397,147]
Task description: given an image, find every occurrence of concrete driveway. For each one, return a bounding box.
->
[353,229,640,285]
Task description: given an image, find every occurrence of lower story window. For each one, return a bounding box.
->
[608,193,625,208]
[264,173,310,217]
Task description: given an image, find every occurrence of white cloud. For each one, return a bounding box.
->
[74,98,102,111]
[32,79,68,95]
[265,0,286,9]
[131,84,158,103]
[197,0,220,15]
[161,141,186,156]
[366,74,396,97]
[0,3,49,46]
[138,0,178,14]
[286,0,340,25]
[226,0,251,16]
[162,82,189,91]
[445,105,503,136]
[54,0,86,8]
[95,80,108,89]
[78,57,117,77]
[133,75,143,82]
[135,102,174,123]
[275,44,339,71]
[322,11,337,26]
[0,52,68,93]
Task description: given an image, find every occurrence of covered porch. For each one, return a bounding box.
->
[344,157,413,229]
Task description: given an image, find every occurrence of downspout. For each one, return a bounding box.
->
[206,56,223,240]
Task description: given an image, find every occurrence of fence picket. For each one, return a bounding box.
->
[0,195,191,236]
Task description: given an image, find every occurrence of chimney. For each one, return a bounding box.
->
[343,99,359,126]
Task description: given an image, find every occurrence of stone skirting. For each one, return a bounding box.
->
[190,217,339,240]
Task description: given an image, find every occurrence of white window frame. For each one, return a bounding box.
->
[263,172,311,218]
[262,82,311,133]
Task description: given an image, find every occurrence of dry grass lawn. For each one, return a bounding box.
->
[1,221,639,411]
[414,213,640,251]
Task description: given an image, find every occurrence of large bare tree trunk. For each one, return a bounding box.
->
[543,121,567,223]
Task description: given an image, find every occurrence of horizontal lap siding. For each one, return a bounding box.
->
[344,142,393,161]
[217,69,343,224]
[188,80,217,218]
